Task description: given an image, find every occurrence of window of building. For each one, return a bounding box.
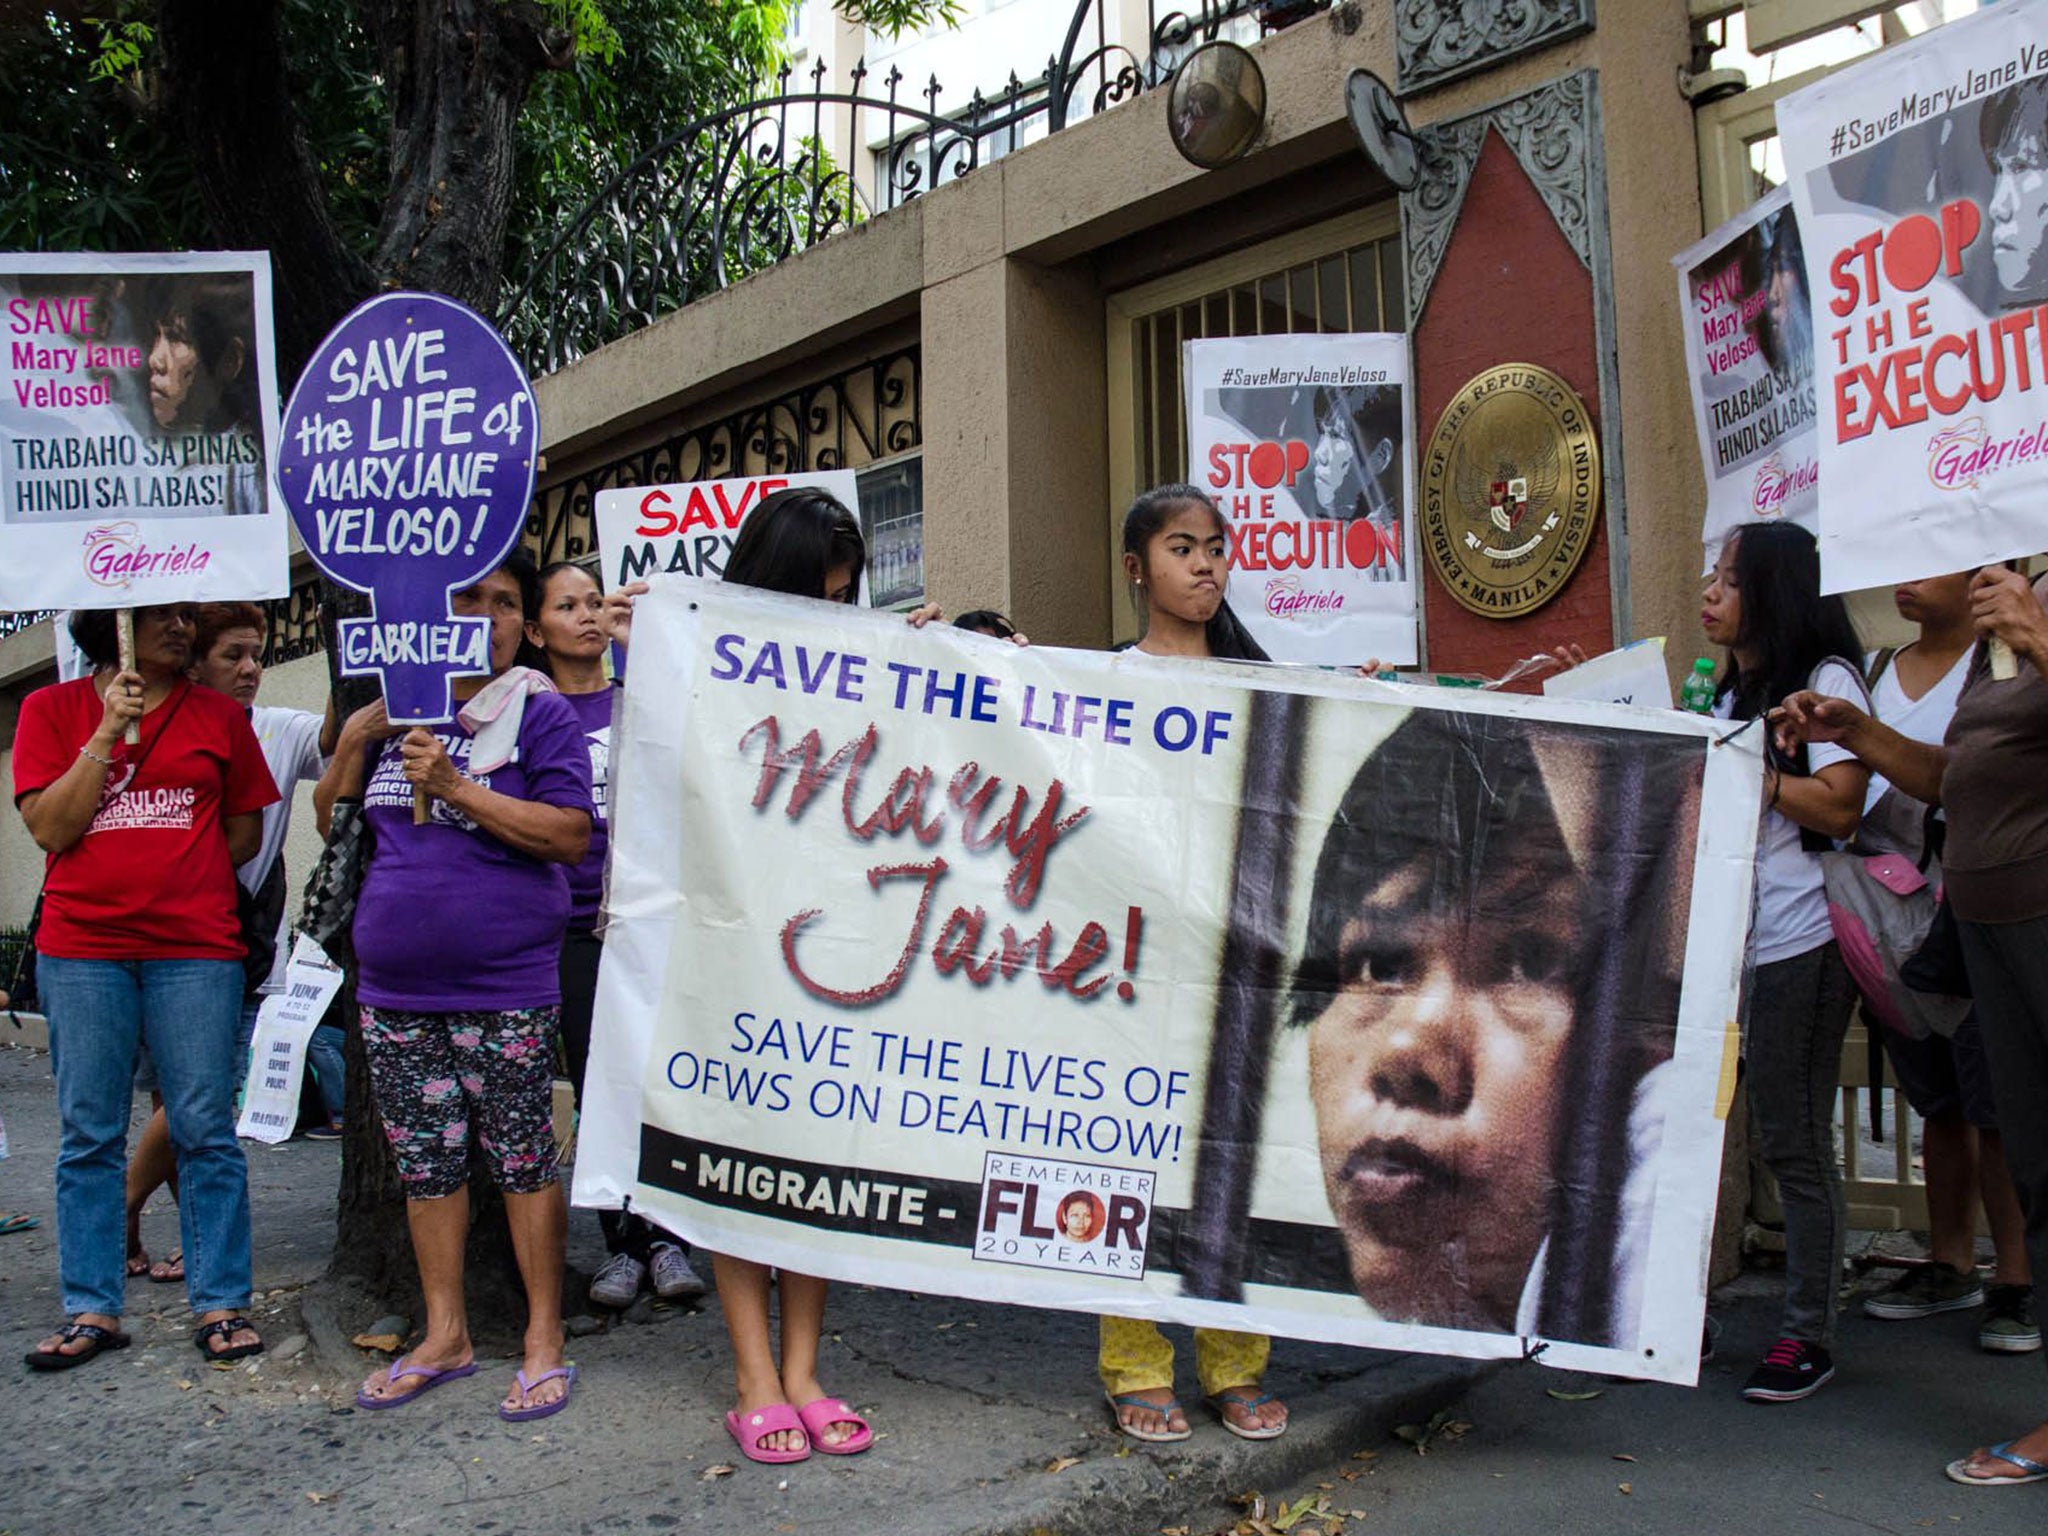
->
[1103,205,1403,640]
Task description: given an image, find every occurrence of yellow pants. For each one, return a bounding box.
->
[1098,1316,1270,1399]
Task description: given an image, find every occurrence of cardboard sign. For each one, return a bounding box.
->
[575,579,1763,1384]
[593,470,860,591]
[236,934,346,1144]
[0,252,289,610]
[277,292,538,722]
[1673,189,1821,571]
[1544,639,1675,711]
[1183,334,1419,665]
[1778,0,2048,590]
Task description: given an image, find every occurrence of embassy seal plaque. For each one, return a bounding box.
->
[1420,364,1600,618]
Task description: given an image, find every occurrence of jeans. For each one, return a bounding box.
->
[306,1023,347,1124]
[1745,941,1855,1348]
[40,955,252,1319]
[1957,917,2048,1382]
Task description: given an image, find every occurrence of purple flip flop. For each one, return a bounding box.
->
[356,1354,479,1410]
[498,1364,577,1422]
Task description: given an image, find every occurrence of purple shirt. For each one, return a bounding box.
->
[354,691,594,1012]
[561,687,614,930]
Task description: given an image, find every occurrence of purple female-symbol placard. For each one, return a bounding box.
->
[276,291,537,722]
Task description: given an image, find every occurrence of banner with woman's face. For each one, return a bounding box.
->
[0,252,288,610]
[575,580,1761,1384]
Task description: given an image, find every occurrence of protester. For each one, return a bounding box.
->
[1101,482,1286,1444]
[602,487,941,1466]
[1702,522,1870,1404]
[954,609,1029,645]
[316,551,594,1422]
[526,559,705,1309]
[14,603,278,1370]
[1776,562,2048,1485]
[120,602,337,1281]
[1845,576,2036,1353]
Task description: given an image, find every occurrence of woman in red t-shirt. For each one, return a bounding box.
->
[12,603,278,1372]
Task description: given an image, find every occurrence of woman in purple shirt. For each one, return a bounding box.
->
[526,561,704,1309]
[315,550,594,1422]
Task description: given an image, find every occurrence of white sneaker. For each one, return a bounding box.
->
[649,1242,706,1300]
[589,1251,647,1309]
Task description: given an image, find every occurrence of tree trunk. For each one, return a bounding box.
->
[156,0,376,382]
[163,0,573,1331]
[363,0,571,311]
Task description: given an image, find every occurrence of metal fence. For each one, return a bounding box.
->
[499,0,1324,373]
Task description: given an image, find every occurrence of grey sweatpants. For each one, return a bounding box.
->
[1958,916,2048,1380]
[1746,942,1856,1349]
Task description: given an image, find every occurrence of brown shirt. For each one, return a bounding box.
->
[1943,582,2048,923]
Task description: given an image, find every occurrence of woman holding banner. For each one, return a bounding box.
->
[1700,522,1870,1405]
[14,603,278,1371]
[317,551,595,1422]
[527,560,705,1309]
[1097,483,1288,1444]
[604,487,941,1464]
[1777,562,2048,1485]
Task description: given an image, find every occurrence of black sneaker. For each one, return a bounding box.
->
[1862,1262,1983,1320]
[1979,1284,2044,1354]
[1741,1338,1835,1402]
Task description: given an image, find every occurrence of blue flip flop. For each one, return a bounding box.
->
[499,1364,577,1422]
[1946,1441,2048,1487]
[356,1354,479,1410]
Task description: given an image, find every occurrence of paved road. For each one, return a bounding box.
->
[1253,1269,2048,1536]
[0,1043,1473,1536]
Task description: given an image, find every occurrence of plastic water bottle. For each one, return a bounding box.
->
[1679,656,1718,714]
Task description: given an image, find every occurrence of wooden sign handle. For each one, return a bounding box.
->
[413,784,430,825]
[1991,637,2019,681]
[115,608,140,745]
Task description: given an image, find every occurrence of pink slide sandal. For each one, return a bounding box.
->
[726,1403,812,1464]
[797,1397,873,1455]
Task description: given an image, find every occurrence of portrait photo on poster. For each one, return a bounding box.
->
[1206,377,1407,581]
[1185,697,1706,1351]
[4,266,265,525]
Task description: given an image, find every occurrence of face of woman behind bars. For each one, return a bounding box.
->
[1305,853,1582,1332]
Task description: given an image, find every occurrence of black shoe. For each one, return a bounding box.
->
[1740,1338,1834,1402]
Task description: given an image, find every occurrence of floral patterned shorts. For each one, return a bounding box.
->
[359,1004,560,1198]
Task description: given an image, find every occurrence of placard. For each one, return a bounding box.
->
[594,470,861,592]
[0,251,288,609]
[1778,0,2048,589]
[277,291,538,722]
[236,934,346,1144]
[1674,189,1821,570]
[1184,334,1419,664]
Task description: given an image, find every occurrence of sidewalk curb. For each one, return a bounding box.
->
[956,1352,1495,1536]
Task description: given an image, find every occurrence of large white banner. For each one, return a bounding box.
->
[575,579,1762,1384]
[594,470,860,591]
[0,251,288,610]
[1183,335,1419,664]
[1778,0,2048,590]
[1674,188,1821,571]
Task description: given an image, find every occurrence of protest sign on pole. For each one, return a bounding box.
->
[236,934,347,1144]
[1777,0,2048,595]
[593,470,861,594]
[575,579,1760,1383]
[0,252,288,611]
[276,291,539,724]
[1183,335,1419,665]
[1673,189,1821,571]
